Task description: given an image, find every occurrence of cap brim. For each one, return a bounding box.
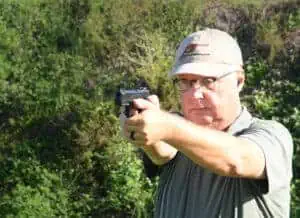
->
[169,63,242,78]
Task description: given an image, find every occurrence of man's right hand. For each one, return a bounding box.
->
[119,95,177,165]
[119,95,160,142]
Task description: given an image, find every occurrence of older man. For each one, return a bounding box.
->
[122,28,293,218]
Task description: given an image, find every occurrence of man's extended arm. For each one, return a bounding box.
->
[162,112,266,178]
[126,107,266,179]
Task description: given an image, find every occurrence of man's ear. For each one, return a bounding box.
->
[236,71,245,92]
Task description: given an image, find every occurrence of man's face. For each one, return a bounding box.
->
[177,72,243,130]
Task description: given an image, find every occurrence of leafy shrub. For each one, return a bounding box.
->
[0,0,299,217]
[0,142,71,217]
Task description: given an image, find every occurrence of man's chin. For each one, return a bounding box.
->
[187,114,214,126]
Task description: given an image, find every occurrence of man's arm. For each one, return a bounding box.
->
[126,107,266,179]
[163,112,266,179]
[142,141,177,166]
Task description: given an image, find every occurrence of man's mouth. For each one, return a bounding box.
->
[188,107,209,113]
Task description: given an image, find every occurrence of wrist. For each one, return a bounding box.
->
[142,140,177,166]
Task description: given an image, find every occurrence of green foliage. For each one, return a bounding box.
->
[288,8,300,30]
[257,18,284,61]
[244,59,268,88]
[95,137,156,218]
[0,0,299,217]
[0,143,71,217]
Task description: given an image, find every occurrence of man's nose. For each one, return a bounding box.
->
[191,88,204,99]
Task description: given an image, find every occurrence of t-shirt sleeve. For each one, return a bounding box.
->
[238,120,293,193]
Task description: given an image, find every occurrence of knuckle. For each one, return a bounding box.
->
[148,95,159,105]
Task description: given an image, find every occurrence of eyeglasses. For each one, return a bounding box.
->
[173,71,236,92]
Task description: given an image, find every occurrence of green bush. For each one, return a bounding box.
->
[0,0,299,217]
[0,142,70,217]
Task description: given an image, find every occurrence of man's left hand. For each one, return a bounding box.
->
[125,98,169,148]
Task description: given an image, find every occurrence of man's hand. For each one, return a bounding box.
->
[124,96,169,148]
[119,95,160,142]
[119,95,177,166]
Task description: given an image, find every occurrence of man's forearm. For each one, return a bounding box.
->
[143,141,177,166]
[162,112,265,178]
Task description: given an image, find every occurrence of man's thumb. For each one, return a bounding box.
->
[147,95,160,108]
[133,98,155,111]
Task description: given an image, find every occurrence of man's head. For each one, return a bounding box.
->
[170,28,245,130]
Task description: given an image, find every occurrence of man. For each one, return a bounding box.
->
[121,28,293,218]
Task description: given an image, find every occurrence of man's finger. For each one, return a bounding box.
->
[130,108,139,117]
[147,95,160,108]
[126,124,141,133]
[130,132,144,141]
[125,114,143,126]
[123,124,141,141]
[125,131,145,145]
[133,98,156,111]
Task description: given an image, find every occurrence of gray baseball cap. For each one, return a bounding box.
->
[169,28,243,78]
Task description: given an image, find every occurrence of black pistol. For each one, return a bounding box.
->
[116,87,150,117]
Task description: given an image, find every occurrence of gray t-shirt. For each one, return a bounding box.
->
[154,108,293,218]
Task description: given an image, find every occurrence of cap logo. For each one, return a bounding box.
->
[183,43,210,57]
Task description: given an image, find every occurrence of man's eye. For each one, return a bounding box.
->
[179,79,189,84]
[203,78,216,85]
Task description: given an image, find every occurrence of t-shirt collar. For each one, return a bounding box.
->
[226,107,253,135]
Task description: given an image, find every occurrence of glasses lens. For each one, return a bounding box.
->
[177,79,214,92]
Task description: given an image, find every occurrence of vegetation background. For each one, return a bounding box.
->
[0,0,299,217]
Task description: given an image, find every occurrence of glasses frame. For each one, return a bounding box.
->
[173,71,237,92]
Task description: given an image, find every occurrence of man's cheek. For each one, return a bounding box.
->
[203,91,220,108]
